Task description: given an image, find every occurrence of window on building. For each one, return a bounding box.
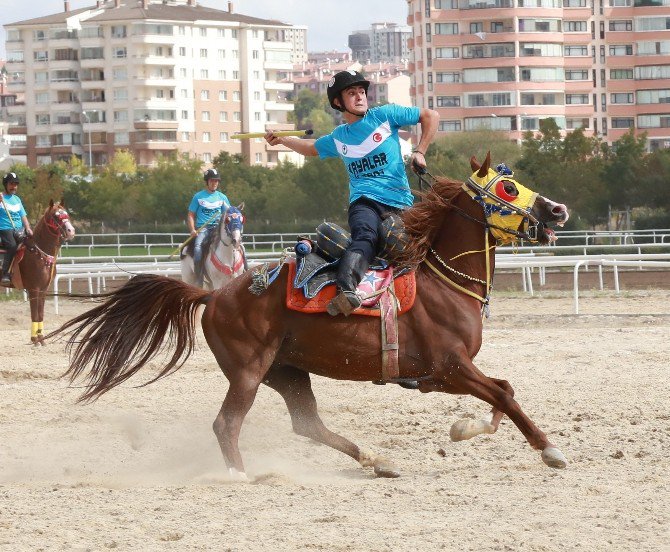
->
[200,48,208,58]
[233,91,241,101]
[182,110,189,119]
[220,132,229,142]
[203,132,211,142]
[436,96,461,107]
[179,47,186,56]
[609,45,633,56]
[609,20,632,31]
[565,21,587,32]
[219,90,228,101]
[611,117,634,128]
[219,111,228,122]
[113,111,128,122]
[233,111,241,122]
[435,23,459,35]
[34,50,48,62]
[610,68,634,79]
[201,90,210,100]
[113,89,128,101]
[202,111,210,121]
[112,47,127,59]
[200,69,209,78]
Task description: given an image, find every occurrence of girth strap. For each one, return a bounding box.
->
[379,286,399,380]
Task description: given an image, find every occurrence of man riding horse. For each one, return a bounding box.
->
[0,172,33,285]
[187,168,231,287]
[265,70,439,315]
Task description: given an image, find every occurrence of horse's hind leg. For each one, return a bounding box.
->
[423,350,567,469]
[212,375,263,481]
[263,364,401,478]
[449,377,514,442]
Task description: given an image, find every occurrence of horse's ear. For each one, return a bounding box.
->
[470,156,480,172]
[237,202,245,211]
[60,197,66,208]
[49,199,54,208]
[476,151,491,178]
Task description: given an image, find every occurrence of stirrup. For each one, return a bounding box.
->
[326,290,362,316]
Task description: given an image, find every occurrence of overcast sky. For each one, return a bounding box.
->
[0,0,408,57]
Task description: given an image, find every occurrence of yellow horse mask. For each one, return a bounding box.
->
[463,167,538,244]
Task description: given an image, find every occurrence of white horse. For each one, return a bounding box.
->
[180,205,247,290]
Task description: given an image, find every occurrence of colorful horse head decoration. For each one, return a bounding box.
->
[51,154,570,480]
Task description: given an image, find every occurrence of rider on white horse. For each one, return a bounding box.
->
[187,168,231,287]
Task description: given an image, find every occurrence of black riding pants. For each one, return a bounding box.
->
[0,229,18,275]
[347,198,400,263]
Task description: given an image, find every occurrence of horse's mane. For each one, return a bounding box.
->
[395,177,464,268]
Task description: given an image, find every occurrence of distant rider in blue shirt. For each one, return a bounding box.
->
[265,70,438,315]
[187,168,230,287]
[0,172,33,285]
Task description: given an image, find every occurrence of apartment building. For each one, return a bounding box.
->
[292,60,412,107]
[407,0,670,150]
[3,0,302,168]
[349,23,412,64]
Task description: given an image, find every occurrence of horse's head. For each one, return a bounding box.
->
[45,199,76,242]
[218,204,245,250]
[468,152,569,245]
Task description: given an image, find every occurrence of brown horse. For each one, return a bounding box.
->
[49,154,569,479]
[11,200,75,344]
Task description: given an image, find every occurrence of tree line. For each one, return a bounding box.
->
[8,115,670,234]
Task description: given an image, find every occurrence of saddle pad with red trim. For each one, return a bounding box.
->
[286,259,416,317]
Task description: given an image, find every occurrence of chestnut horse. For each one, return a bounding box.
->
[49,154,569,479]
[12,200,75,344]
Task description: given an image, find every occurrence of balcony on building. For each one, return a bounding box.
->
[6,114,27,135]
[131,23,175,45]
[133,130,178,149]
[133,109,178,130]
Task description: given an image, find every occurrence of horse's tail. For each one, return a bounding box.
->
[47,274,211,403]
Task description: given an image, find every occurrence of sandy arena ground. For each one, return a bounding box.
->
[1,286,669,551]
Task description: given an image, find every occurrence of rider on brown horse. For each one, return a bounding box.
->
[265,70,440,315]
[0,172,33,285]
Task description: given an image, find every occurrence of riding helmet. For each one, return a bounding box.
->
[2,172,19,187]
[327,70,370,111]
[203,168,220,181]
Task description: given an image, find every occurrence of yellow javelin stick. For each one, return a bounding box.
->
[233,129,314,140]
[168,211,220,259]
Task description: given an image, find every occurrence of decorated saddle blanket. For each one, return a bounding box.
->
[286,258,416,316]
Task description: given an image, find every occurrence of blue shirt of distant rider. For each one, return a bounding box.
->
[314,103,420,209]
[0,194,27,231]
[188,189,230,229]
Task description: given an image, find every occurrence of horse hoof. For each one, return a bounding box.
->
[374,462,401,478]
[227,467,249,482]
[541,447,567,469]
[450,418,495,442]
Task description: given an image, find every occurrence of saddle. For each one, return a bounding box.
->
[0,245,26,288]
[285,217,415,316]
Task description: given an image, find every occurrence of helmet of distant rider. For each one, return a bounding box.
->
[203,168,221,182]
[2,172,19,190]
[327,70,370,112]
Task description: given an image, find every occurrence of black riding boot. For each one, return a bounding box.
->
[327,250,369,316]
[1,253,14,284]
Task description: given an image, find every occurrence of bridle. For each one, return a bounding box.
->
[416,165,543,317]
[217,208,245,248]
[45,207,72,241]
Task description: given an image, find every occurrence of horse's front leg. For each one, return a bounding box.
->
[420,349,567,469]
[27,289,46,346]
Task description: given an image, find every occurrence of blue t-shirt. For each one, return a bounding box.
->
[188,190,230,227]
[314,104,420,209]
[0,193,27,231]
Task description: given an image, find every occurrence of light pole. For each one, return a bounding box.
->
[81,110,92,175]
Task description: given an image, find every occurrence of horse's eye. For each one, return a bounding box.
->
[496,180,518,201]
